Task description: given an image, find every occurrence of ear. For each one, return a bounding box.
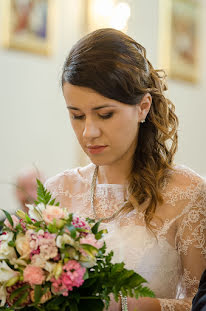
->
[137,93,152,122]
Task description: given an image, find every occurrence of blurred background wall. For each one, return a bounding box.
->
[0,0,205,215]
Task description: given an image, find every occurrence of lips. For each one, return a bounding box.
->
[87,145,107,155]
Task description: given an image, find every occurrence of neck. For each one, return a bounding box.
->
[95,137,137,185]
[97,157,133,185]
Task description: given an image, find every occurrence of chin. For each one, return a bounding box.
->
[89,159,107,166]
[88,156,115,167]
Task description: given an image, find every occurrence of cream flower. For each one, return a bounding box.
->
[31,254,47,268]
[44,261,58,281]
[0,243,17,261]
[0,261,19,283]
[79,252,96,268]
[56,233,74,248]
[10,257,27,268]
[16,233,31,259]
[0,284,7,307]
[42,205,66,224]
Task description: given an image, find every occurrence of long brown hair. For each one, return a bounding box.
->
[62,28,178,226]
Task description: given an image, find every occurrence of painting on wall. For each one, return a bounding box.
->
[3,0,53,55]
[159,0,201,83]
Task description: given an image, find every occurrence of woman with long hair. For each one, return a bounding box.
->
[46,28,206,311]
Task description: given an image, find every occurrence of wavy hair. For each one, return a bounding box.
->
[62,28,178,227]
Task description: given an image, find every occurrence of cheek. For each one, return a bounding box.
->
[110,116,138,144]
[71,122,83,142]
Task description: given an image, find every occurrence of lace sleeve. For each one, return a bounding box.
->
[158,179,206,311]
[44,173,68,206]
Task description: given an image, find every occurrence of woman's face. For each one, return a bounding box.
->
[63,83,143,167]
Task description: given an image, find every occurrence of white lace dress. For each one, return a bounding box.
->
[45,163,206,311]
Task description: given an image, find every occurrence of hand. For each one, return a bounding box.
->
[128,297,161,311]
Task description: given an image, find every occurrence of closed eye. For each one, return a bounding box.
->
[71,112,114,120]
[99,112,113,119]
[71,115,85,120]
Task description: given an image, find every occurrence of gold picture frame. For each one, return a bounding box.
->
[2,0,54,56]
[159,0,201,83]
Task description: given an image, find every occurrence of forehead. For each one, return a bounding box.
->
[63,83,124,110]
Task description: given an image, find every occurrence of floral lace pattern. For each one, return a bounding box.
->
[45,164,206,311]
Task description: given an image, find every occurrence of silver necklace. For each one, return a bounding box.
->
[90,165,128,222]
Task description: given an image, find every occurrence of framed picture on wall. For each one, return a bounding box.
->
[3,0,54,56]
[159,0,201,83]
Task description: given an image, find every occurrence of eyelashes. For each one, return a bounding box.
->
[71,112,114,120]
[99,112,113,119]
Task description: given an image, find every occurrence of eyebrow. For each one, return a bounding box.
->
[66,105,116,111]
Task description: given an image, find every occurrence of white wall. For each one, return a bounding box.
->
[0,0,86,216]
[0,0,206,217]
[128,0,206,176]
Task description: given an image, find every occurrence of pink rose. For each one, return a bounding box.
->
[4,215,19,230]
[42,205,65,224]
[23,265,45,285]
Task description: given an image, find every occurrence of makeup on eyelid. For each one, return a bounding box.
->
[70,112,114,120]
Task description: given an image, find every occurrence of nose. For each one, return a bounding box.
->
[83,118,101,139]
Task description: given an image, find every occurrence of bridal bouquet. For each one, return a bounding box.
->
[0,180,154,311]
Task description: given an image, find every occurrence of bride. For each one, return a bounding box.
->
[45,28,206,311]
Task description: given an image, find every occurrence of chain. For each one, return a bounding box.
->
[90,165,128,222]
[91,166,129,310]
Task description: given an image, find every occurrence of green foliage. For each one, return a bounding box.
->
[25,214,33,224]
[15,224,24,232]
[95,229,107,240]
[91,221,101,234]
[8,240,15,247]
[0,219,4,230]
[0,180,155,311]
[14,291,29,307]
[66,224,77,239]
[1,247,155,311]
[47,223,58,234]
[34,179,59,206]
[1,209,13,227]
[9,284,30,301]
[80,249,155,309]
[34,285,44,304]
